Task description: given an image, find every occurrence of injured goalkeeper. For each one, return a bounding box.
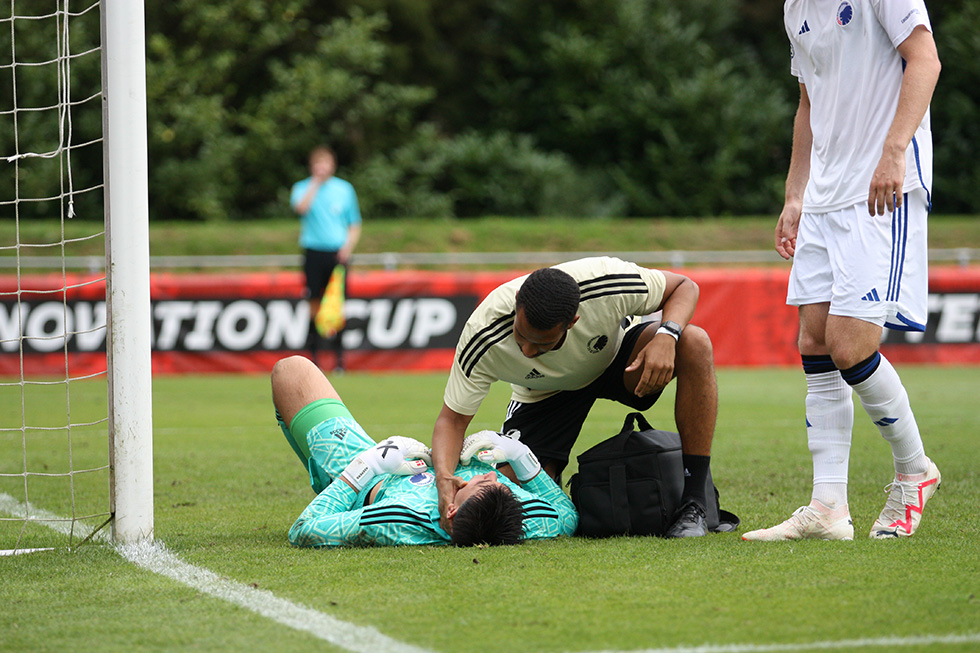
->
[271,355,578,547]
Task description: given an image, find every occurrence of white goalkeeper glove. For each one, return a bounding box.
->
[341,436,432,491]
[459,429,541,481]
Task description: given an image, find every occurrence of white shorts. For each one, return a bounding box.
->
[787,188,929,332]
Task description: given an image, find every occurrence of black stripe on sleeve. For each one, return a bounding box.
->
[359,505,440,533]
[521,499,559,520]
[362,504,430,521]
[578,273,643,289]
[457,312,515,375]
[463,327,514,377]
[579,277,647,302]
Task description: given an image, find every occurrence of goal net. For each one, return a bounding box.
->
[0,0,152,552]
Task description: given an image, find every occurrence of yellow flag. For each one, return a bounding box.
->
[315,266,346,337]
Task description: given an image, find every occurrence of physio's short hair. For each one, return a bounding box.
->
[451,484,525,547]
[515,267,580,330]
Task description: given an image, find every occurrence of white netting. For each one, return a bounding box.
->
[0,0,111,552]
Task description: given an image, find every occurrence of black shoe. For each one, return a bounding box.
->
[666,501,708,538]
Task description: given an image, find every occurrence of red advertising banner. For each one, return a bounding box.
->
[2,266,979,376]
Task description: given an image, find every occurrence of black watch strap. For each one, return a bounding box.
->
[658,320,683,338]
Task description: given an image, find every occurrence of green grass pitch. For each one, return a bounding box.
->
[2,366,979,652]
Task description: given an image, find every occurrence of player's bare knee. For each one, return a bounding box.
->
[797,329,828,356]
[677,325,713,362]
[271,355,315,393]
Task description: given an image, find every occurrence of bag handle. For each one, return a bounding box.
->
[623,412,653,433]
[602,412,654,453]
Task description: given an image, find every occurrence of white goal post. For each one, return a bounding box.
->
[0,0,152,550]
[102,0,153,544]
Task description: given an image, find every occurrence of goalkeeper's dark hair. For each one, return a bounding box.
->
[451,484,525,547]
[515,268,580,330]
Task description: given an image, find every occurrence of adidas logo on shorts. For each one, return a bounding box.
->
[861,288,881,302]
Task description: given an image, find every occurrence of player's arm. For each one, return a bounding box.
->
[292,181,321,216]
[432,404,473,531]
[289,437,432,547]
[288,481,365,547]
[868,25,941,216]
[625,270,698,397]
[776,82,812,260]
[520,473,579,539]
[459,430,577,538]
[339,223,361,264]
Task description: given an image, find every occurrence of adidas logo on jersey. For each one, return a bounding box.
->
[861,288,881,302]
[525,368,545,380]
[798,20,810,35]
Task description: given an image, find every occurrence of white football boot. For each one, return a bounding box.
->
[742,499,854,541]
[870,458,941,539]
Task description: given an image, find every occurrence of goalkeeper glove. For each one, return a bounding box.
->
[459,429,541,481]
[341,436,432,491]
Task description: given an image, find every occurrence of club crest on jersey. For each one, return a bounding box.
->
[587,334,608,354]
[837,2,853,26]
[409,472,434,486]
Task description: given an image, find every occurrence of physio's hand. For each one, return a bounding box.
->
[437,475,466,533]
[341,437,432,491]
[460,430,541,481]
[625,338,675,398]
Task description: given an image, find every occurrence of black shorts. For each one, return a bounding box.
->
[303,249,342,299]
[501,321,663,474]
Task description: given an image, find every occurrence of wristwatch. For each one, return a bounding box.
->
[656,320,683,341]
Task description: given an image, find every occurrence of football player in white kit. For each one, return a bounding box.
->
[743,0,943,541]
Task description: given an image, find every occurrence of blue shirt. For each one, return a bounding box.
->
[290,176,361,252]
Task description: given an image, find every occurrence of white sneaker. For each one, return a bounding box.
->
[870,458,941,539]
[742,500,854,541]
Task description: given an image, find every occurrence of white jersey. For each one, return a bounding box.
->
[784,0,933,213]
[443,257,667,415]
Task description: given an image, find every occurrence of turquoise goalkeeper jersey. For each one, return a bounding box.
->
[288,461,577,548]
[280,398,578,548]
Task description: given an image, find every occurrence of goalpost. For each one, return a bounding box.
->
[102,0,152,546]
[0,0,152,551]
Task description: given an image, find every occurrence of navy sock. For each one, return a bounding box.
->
[840,351,882,386]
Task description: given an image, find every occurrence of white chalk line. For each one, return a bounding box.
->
[576,632,980,653]
[3,493,977,653]
[0,493,430,653]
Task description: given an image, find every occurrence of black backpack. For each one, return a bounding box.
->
[568,412,739,537]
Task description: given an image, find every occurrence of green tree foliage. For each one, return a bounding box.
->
[928,1,980,214]
[144,2,438,221]
[325,0,795,216]
[469,0,793,216]
[3,1,976,222]
[0,4,103,222]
